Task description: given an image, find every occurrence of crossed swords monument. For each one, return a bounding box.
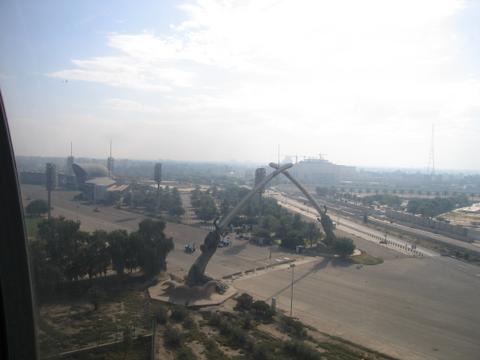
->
[185,162,337,288]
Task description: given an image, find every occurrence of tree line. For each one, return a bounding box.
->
[215,185,324,251]
[191,186,218,222]
[124,185,185,217]
[29,217,174,297]
[406,194,471,218]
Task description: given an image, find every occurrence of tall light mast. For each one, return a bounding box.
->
[107,140,114,177]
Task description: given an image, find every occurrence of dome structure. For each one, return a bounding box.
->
[72,163,109,183]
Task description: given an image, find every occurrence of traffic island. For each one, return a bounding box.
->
[349,250,384,265]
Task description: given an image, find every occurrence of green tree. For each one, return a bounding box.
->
[333,237,355,256]
[87,285,106,311]
[85,230,110,280]
[63,230,90,281]
[305,222,321,247]
[281,229,304,250]
[253,227,272,244]
[168,188,185,217]
[125,233,140,273]
[25,199,49,217]
[260,215,279,233]
[135,219,174,277]
[29,240,63,296]
[108,230,129,276]
[195,195,217,222]
[38,217,83,279]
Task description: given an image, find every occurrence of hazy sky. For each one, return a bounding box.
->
[1,0,479,170]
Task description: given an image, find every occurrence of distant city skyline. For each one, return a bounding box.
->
[15,153,480,175]
[1,0,480,170]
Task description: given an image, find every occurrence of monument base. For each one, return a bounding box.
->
[148,275,237,307]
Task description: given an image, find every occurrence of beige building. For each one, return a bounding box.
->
[291,158,356,185]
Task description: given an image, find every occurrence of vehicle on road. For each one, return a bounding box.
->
[184,244,196,253]
[218,238,231,247]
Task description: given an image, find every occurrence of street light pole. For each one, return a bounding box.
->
[290,263,295,316]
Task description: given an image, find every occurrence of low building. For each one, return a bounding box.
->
[19,171,46,185]
[72,163,124,202]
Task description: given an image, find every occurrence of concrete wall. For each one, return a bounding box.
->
[468,228,480,241]
[386,209,471,241]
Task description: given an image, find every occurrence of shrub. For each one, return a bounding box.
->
[182,316,196,330]
[242,313,254,330]
[252,342,276,360]
[333,237,355,256]
[176,346,196,360]
[171,307,188,322]
[218,319,233,337]
[156,305,168,324]
[210,314,249,348]
[229,325,247,347]
[204,339,224,360]
[205,338,219,351]
[208,312,222,326]
[281,317,307,338]
[251,300,274,321]
[235,293,253,311]
[164,325,182,348]
[283,340,321,360]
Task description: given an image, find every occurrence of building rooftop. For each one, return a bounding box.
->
[72,163,109,179]
[85,177,116,186]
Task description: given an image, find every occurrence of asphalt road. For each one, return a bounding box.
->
[278,187,480,253]
[22,185,480,360]
[234,254,480,360]
[267,191,436,257]
[373,216,480,253]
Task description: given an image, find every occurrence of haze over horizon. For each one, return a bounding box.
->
[1,0,480,170]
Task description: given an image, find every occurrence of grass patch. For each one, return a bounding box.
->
[37,285,154,357]
[349,253,383,266]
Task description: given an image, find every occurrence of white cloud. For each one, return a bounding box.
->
[105,98,163,114]
[44,0,480,168]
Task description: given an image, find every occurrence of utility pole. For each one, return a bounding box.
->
[289,263,295,317]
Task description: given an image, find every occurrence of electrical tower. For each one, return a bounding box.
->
[427,124,435,178]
